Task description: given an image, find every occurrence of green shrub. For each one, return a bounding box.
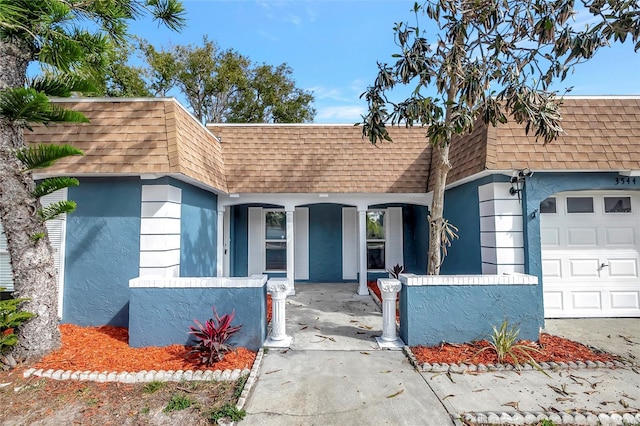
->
[0,290,35,359]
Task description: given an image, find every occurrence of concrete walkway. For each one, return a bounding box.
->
[243,284,640,425]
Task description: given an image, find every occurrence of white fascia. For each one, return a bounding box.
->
[218,192,432,211]
[32,172,229,197]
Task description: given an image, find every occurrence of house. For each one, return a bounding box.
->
[1,96,638,346]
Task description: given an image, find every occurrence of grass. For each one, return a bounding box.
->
[208,403,246,423]
[163,394,193,413]
[143,381,165,394]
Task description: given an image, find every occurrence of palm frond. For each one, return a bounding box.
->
[32,177,79,199]
[15,144,83,171]
[37,32,84,73]
[38,200,77,221]
[146,0,186,32]
[0,3,29,33]
[30,75,96,97]
[0,88,89,126]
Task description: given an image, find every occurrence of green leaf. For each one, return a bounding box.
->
[0,88,89,126]
[30,75,97,97]
[15,144,84,171]
[147,0,187,32]
[38,200,77,221]
[32,177,80,199]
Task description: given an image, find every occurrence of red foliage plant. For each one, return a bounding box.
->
[188,307,242,366]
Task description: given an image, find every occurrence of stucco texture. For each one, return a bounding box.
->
[129,286,267,350]
[400,283,541,346]
[63,178,141,327]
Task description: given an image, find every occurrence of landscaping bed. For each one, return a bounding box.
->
[0,324,255,425]
[411,333,616,366]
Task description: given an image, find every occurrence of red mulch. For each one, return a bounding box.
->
[267,294,272,323]
[32,324,256,373]
[366,281,615,366]
[412,333,615,365]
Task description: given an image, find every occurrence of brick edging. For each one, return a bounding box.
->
[461,410,640,425]
[402,346,636,373]
[235,348,264,410]
[23,365,251,383]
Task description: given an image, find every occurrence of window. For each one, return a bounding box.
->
[566,197,594,213]
[539,197,557,214]
[604,196,632,213]
[265,211,286,271]
[366,211,385,270]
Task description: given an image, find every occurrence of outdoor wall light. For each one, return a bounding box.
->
[509,168,534,202]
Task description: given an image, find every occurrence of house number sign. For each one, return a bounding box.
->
[615,176,637,185]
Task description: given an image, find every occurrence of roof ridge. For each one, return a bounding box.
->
[163,101,181,171]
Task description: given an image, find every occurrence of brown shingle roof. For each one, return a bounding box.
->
[208,124,432,193]
[24,99,228,193]
[445,97,640,185]
[25,96,639,195]
[491,97,640,172]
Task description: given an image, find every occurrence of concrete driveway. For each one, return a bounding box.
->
[543,318,640,364]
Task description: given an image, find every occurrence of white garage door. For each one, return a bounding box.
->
[541,191,640,318]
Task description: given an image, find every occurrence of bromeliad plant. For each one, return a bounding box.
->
[188,307,242,366]
[386,263,405,279]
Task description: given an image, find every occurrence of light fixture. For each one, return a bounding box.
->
[509,168,533,203]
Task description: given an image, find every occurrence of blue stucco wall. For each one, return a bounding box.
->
[309,204,343,282]
[142,177,218,277]
[63,178,141,327]
[403,205,429,274]
[440,175,510,275]
[523,172,640,297]
[129,285,267,350]
[230,205,248,277]
[179,184,217,277]
[399,283,540,346]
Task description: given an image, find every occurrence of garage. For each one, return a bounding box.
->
[540,190,640,318]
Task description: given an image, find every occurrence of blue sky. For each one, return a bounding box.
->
[130,0,640,123]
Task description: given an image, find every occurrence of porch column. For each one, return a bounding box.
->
[216,208,224,277]
[357,208,368,295]
[286,208,295,295]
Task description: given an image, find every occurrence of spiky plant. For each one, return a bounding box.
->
[475,319,548,376]
[14,144,83,221]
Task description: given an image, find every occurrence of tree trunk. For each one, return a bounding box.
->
[0,40,61,361]
[427,142,452,275]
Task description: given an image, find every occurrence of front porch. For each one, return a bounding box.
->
[279,283,383,351]
[215,193,432,296]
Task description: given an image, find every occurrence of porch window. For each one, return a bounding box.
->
[366,211,385,270]
[265,211,286,271]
